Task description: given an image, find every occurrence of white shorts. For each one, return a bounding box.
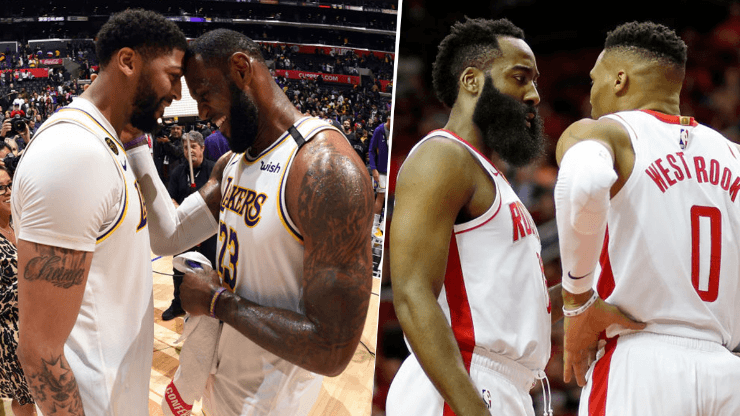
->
[375,173,387,193]
[386,348,536,416]
[579,332,740,416]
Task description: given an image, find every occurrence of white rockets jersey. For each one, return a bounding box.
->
[12,98,153,415]
[596,110,740,351]
[204,117,341,415]
[406,129,552,374]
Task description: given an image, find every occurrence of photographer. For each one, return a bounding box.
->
[152,122,184,183]
[1,116,30,153]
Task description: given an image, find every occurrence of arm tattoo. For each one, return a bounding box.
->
[217,137,374,375]
[292,137,374,362]
[26,354,85,415]
[23,247,88,289]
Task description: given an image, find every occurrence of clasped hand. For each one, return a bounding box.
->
[180,268,223,316]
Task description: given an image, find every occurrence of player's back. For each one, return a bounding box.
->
[599,110,740,351]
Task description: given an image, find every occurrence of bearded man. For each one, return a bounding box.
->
[13,9,187,415]
[386,18,563,416]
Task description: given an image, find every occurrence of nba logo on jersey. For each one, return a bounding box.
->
[482,389,492,409]
[679,128,689,150]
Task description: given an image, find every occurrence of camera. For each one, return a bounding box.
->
[9,116,28,137]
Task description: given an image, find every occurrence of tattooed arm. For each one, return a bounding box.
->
[16,241,92,415]
[182,131,374,376]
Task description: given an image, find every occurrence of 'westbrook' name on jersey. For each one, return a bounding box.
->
[220,176,268,227]
[646,152,740,201]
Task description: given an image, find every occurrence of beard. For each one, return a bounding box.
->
[130,73,165,133]
[472,75,545,167]
[225,82,260,154]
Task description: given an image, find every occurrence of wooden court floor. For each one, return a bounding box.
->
[2,253,380,416]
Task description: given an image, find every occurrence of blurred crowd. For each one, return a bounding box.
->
[376,3,740,416]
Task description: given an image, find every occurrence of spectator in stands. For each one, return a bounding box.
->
[153,123,184,183]
[203,117,230,162]
[369,115,389,240]
[9,105,24,119]
[162,131,218,321]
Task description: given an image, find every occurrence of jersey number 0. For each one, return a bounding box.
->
[690,205,721,302]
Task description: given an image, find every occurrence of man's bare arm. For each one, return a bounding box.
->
[17,241,93,415]
[390,139,490,416]
[208,133,373,376]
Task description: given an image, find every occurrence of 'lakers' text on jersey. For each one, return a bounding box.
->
[202,117,344,415]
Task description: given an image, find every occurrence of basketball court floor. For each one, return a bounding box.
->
[2,253,380,416]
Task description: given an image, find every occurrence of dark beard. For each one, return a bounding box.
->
[226,82,259,154]
[472,75,544,167]
[130,74,164,132]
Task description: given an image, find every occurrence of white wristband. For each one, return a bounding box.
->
[563,291,599,317]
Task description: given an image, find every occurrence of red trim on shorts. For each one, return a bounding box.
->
[597,228,616,299]
[442,235,476,416]
[588,337,618,416]
[639,110,698,127]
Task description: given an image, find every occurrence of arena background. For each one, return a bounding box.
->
[376,1,740,415]
[0,0,396,415]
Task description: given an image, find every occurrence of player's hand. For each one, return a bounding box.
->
[372,169,380,183]
[180,268,222,316]
[563,293,646,386]
[0,120,11,138]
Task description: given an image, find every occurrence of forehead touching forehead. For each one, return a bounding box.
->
[185,54,228,94]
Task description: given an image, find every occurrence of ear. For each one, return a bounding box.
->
[459,67,483,96]
[115,47,138,77]
[614,70,628,95]
[229,52,253,89]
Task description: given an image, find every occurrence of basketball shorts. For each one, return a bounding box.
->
[200,358,323,416]
[386,348,537,416]
[579,332,740,416]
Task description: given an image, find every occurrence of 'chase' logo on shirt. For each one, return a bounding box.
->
[260,161,281,174]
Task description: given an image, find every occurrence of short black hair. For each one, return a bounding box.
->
[605,21,687,67]
[95,9,188,69]
[432,18,525,108]
[187,29,265,73]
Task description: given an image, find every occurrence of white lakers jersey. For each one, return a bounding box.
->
[12,98,153,414]
[596,110,740,350]
[407,129,552,374]
[204,117,342,415]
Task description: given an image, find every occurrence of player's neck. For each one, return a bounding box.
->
[80,72,130,138]
[444,109,490,158]
[250,87,304,155]
[624,90,681,116]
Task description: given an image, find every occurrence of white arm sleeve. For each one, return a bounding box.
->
[126,145,219,256]
[555,140,617,294]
